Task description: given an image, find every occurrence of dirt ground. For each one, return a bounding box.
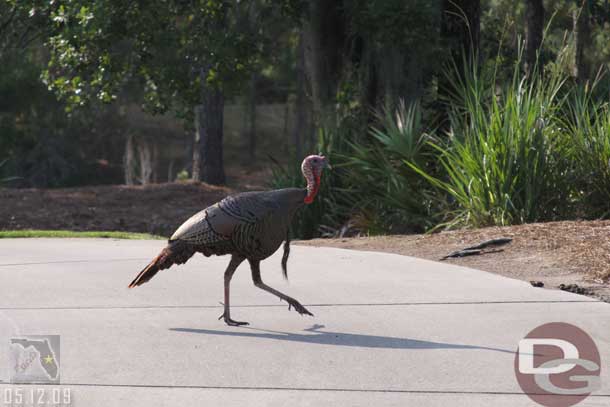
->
[0,167,269,237]
[1,181,609,302]
[0,182,233,236]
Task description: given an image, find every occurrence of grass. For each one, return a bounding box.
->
[562,82,610,218]
[0,230,164,239]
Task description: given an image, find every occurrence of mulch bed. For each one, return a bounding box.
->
[0,182,232,237]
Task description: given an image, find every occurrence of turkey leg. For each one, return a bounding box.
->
[249,259,314,317]
[218,255,248,326]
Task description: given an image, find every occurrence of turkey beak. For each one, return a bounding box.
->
[323,159,332,170]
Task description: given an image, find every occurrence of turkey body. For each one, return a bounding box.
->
[128,187,313,326]
[172,188,306,261]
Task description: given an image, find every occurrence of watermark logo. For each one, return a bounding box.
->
[9,335,60,384]
[514,322,601,407]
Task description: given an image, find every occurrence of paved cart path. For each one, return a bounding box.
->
[0,239,608,406]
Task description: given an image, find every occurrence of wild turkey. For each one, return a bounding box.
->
[128,154,330,326]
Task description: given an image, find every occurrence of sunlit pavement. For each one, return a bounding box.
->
[0,239,608,406]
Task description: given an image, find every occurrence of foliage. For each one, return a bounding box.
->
[0,1,51,60]
[407,50,575,228]
[0,158,18,185]
[175,170,190,182]
[272,37,609,237]
[0,1,127,187]
[0,42,125,187]
[562,78,610,217]
[342,101,436,233]
[271,102,438,238]
[42,1,289,116]
[3,0,610,237]
[269,127,353,239]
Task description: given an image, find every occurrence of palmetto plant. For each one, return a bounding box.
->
[369,100,427,162]
[270,105,435,237]
[342,101,436,233]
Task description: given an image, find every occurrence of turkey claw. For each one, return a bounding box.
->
[287,300,314,317]
[218,312,249,326]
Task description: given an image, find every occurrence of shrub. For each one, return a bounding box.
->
[407,54,574,228]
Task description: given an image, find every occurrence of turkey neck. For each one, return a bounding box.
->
[303,168,320,204]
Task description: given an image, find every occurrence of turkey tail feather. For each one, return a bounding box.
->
[128,256,162,288]
[128,241,194,288]
[281,235,290,280]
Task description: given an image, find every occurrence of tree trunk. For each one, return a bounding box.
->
[293,32,307,159]
[302,0,346,130]
[246,74,257,163]
[573,0,590,83]
[525,0,545,76]
[379,44,425,109]
[138,138,153,185]
[403,51,425,104]
[192,107,201,181]
[124,134,136,185]
[167,159,174,182]
[193,68,226,185]
[151,140,158,184]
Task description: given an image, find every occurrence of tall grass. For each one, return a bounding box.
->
[407,54,574,228]
[563,78,610,217]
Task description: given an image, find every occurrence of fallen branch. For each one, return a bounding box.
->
[440,238,512,260]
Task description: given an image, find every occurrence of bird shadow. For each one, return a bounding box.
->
[170,323,514,354]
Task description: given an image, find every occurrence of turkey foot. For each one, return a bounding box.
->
[218,312,249,326]
[287,298,314,317]
[250,259,314,318]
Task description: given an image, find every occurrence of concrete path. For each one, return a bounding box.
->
[0,238,608,406]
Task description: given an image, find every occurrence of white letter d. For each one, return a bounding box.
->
[518,339,578,374]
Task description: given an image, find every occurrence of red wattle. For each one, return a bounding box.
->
[304,174,321,204]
